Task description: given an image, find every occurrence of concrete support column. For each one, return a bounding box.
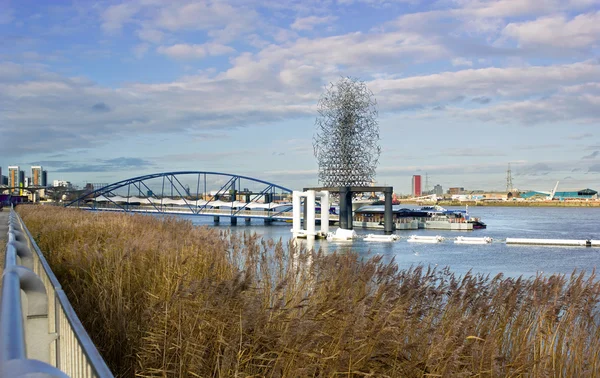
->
[231,217,237,226]
[292,191,301,236]
[213,216,219,224]
[384,187,394,235]
[302,198,308,230]
[339,186,349,230]
[245,218,251,224]
[318,191,330,234]
[346,187,354,230]
[306,190,316,239]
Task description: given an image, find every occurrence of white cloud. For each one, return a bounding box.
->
[291,15,337,31]
[155,2,257,34]
[136,28,164,44]
[370,60,600,110]
[101,3,139,33]
[502,12,600,48]
[451,57,473,67]
[157,43,235,59]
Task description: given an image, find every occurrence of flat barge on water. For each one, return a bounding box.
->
[353,205,486,231]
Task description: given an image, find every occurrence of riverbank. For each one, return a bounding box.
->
[400,200,600,207]
[16,205,600,377]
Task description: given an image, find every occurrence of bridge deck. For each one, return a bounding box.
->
[85,206,341,221]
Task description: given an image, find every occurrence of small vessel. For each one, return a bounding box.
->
[468,218,487,229]
[407,235,445,243]
[326,228,357,241]
[454,236,492,244]
[364,234,400,242]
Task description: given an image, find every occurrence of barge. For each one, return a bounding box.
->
[353,205,486,231]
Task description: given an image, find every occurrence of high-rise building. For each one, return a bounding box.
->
[8,166,20,190]
[42,170,48,186]
[433,184,443,196]
[412,175,422,197]
[32,166,43,186]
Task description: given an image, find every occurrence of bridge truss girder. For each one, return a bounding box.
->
[64,171,292,218]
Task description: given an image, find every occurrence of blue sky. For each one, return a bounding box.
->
[1,0,599,194]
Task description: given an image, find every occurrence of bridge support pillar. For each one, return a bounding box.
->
[339,186,353,230]
[245,218,251,224]
[231,217,237,226]
[317,191,329,234]
[264,219,272,225]
[384,187,394,235]
[302,198,308,230]
[213,216,219,224]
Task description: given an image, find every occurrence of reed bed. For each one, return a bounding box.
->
[17,205,600,377]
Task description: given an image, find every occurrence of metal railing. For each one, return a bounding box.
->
[0,207,113,377]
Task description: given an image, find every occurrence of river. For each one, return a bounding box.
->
[179,206,600,279]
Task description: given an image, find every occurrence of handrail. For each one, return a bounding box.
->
[0,207,113,377]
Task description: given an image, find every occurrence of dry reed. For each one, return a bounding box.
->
[17,205,600,378]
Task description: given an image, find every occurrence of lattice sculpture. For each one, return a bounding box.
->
[313,77,381,187]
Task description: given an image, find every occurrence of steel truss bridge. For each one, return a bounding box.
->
[65,171,338,223]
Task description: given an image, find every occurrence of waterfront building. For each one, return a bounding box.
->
[8,166,20,191]
[412,175,422,197]
[448,187,465,195]
[53,180,72,188]
[31,166,43,186]
[520,188,597,200]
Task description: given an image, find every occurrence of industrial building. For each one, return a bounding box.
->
[520,189,597,200]
[412,175,422,197]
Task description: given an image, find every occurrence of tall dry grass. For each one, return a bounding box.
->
[17,205,600,377]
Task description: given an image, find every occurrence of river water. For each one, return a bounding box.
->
[180,206,600,279]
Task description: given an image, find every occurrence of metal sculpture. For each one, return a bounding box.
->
[313,77,380,187]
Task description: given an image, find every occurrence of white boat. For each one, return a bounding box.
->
[454,236,492,244]
[326,228,357,241]
[407,235,445,243]
[364,234,400,242]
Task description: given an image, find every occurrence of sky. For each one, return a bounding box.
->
[1,0,599,194]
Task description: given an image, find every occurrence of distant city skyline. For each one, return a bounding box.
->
[1,0,599,194]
